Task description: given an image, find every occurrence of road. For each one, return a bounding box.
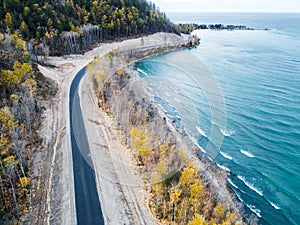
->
[69,67,105,225]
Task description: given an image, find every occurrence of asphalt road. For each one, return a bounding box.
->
[69,67,105,225]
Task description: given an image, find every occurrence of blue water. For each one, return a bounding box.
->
[134,13,300,225]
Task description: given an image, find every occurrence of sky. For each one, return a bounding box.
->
[150,0,300,12]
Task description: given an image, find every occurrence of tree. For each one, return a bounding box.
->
[178,163,197,223]
[5,12,13,31]
[188,214,208,225]
[1,61,33,89]
[47,18,53,30]
[0,108,17,132]
[130,128,149,160]
[2,155,20,218]
[169,183,182,225]
[23,6,30,17]
[213,203,226,224]
[190,179,205,215]
[20,21,29,40]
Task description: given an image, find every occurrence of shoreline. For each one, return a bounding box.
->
[37,31,254,224]
[129,53,261,224]
[86,42,252,223]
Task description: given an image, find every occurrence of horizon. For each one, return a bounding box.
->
[166,11,300,14]
[151,0,300,13]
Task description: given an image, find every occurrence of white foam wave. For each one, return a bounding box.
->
[220,151,233,160]
[217,163,230,172]
[136,68,148,76]
[240,149,255,158]
[220,128,236,137]
[188,134,206,153]
[246,204,262,218]
[228,178,239,189]
[235,191,244,203]
[207,156,213,162]
[211,120,217,126]
[270,201,280,210]
[196,126,207,137]
[237,175,263,196]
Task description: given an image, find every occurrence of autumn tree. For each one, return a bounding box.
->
[4,13,12,32]
[188,214,208,225]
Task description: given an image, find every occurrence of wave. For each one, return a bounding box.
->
[228,178,239,189]
[234,187,262,217]
[196,126,207,137]
[220,151,233,160]
[235,191,244,203]
[187,132,206,153]
[269,201,280,210]
[211,120,217,126]
[136,68,148,76]
[237,175,263,196]
[240,149,255,158]
[217,163,230,172]
[220,128,236,137]
[246,203,262,218]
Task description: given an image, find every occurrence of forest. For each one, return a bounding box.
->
[0,0,180,55]
[0,32,57,223]
[0,0,179,223]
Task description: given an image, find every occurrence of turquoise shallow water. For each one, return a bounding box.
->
[134,13,300,225]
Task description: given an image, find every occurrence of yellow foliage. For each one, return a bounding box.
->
[5,12,12,27]
[47,18,53,28]
[11,32,26,50]
[19,177,31,188]
[179,162,197,189]
[1,62,33,88]
[20,21,28,32]
[116,68,124,76]
[159,144,168,159]
[92,0,98,7]
[0,134,11,155]
[130,128,149,157]
[0,108,17,131]
[213,203,226,223]
[33,3,39,10]
[2,155,18,168]
[23,78,37,92]
[169,184,182,204]
[23,51,31,61]
[10,94,20,101]
[69,22,82,34]
[190,178,204,200]
[23,6,30,16]
[89,63,107,92]
[84,16,89,24]
[188,214,208,225]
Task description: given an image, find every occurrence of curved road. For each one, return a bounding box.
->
[69,67,105,225]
